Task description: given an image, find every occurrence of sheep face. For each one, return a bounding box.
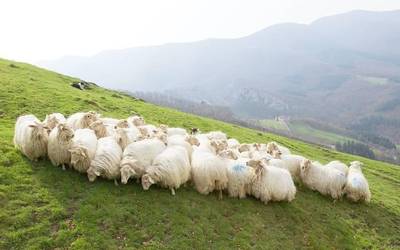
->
[219,149,238,160]
[58,124,74,141]
[89,121,107,138]
[238,144,251,153]
[69,147,88,166]
[141,174,155,190]
[155,132,168,145]
[120,158,139,184]
[83,112,98,127]
[272,150,282,159]
[246,159,264,176]
[87,166,101,182]
[159,124,168,133]
[266,142,278,154]
[45,115,59,129]
[29,122,50,140]
[300,159,312,172]
[139,127,150,138]
[210,139,228,154]
[130,116,145,126]
[185,135,200,146]
[116,120,129,128]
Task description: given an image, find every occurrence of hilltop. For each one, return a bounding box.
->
[0,58,399,249]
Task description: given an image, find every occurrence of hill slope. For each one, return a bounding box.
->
[42,10,400,143]
[1,58,400,249]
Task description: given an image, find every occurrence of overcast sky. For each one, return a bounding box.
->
[1,0,399,63]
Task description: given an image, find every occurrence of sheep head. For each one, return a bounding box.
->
[87,165,101,182]
[141,173,155,190]
[266,142,279,154]
[129,115,145,126]
[238,144,251,153]
[246,159,264,177]
[300,159,312,172]
[271,150,282,159]
[218,149,238,160]
[159,124,168,133]
[155,132,168,145]
[57,123,74,141]
[185,135,200,146]
[28,122,50,140]
[89,121,107,138]
[210,139,228,154]
[83,111,98,128]
[44,115,59,130]
[116,119,129,129]
[69,147,88,166]
[138,127,150,138]
[350,161,363,171]
[120,158,139,184]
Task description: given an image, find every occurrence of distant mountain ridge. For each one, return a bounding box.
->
[41,9,400,143]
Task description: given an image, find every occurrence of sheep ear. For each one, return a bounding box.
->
[28,124,37,128]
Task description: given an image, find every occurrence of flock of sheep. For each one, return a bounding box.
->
[13,111,371,204]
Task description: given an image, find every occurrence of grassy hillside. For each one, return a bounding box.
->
[0,58,399,249]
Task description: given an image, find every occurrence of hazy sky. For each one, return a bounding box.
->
[1,0,399,63]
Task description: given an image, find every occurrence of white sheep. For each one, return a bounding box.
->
[191,144,228,199]
[158,124,188,137]
[266,141,291,155]
[14,114,49,161]
[114,127,143,150]
[219,150,255,199]
[300,159,347,200]
[127,115,145,127]
[89,120,116,139]
[138,124,159,138]
[43,113,66,130]
[47,123,74,170]
[268,151,305,181]
[69,128,98,173]
[325,160,349,175]
[142,145,191,195]
[120,138,167,184]
[345,161,371,202]
[66,111,98,130]
[247,159,296,204]
[87,136,122,185]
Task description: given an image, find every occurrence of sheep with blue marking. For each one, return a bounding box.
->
[345,161,371,202]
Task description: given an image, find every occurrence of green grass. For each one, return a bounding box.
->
[289,121,355,144]
[0,58,399,249]
[259,119,289,131]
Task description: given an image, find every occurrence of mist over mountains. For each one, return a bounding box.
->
[41,10,400,143]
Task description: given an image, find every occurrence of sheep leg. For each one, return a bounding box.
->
[62,164,66,171]
[114,179,119,186]
[170,188,176,196]
[219,190,223,200]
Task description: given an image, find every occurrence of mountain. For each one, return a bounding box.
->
[1,58,400,248]
[41,10,400,143]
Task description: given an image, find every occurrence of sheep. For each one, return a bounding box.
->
[219,149,255,199]
[120,137,167,184]
[299,159,347,200]
[247,159,296,204]
[142,145,191,195]
[266,141,291,155]
[191,145,229,199]
[43,113,66,130]
[66,111,98,130]
[100,117,129,129]
[14,115,50,161]
[325,160,349,175]
[138,124,159,138]
[345,161,371,202]
[167,134,199,160]
[227,138,240,149]
[127,115,145,127]
[69,128,98,173]
[87,136,122,185]
[268,151,305,181]
[114,127,143,150]
[47,123,74,170]
[207,131,227,140]
[89,120,116,139]
[238,143,255,153]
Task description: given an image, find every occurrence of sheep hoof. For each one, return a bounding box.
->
[171,188,176,196]
[114,179,119,186]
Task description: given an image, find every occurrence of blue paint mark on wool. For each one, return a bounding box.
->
[233,164,245,172]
